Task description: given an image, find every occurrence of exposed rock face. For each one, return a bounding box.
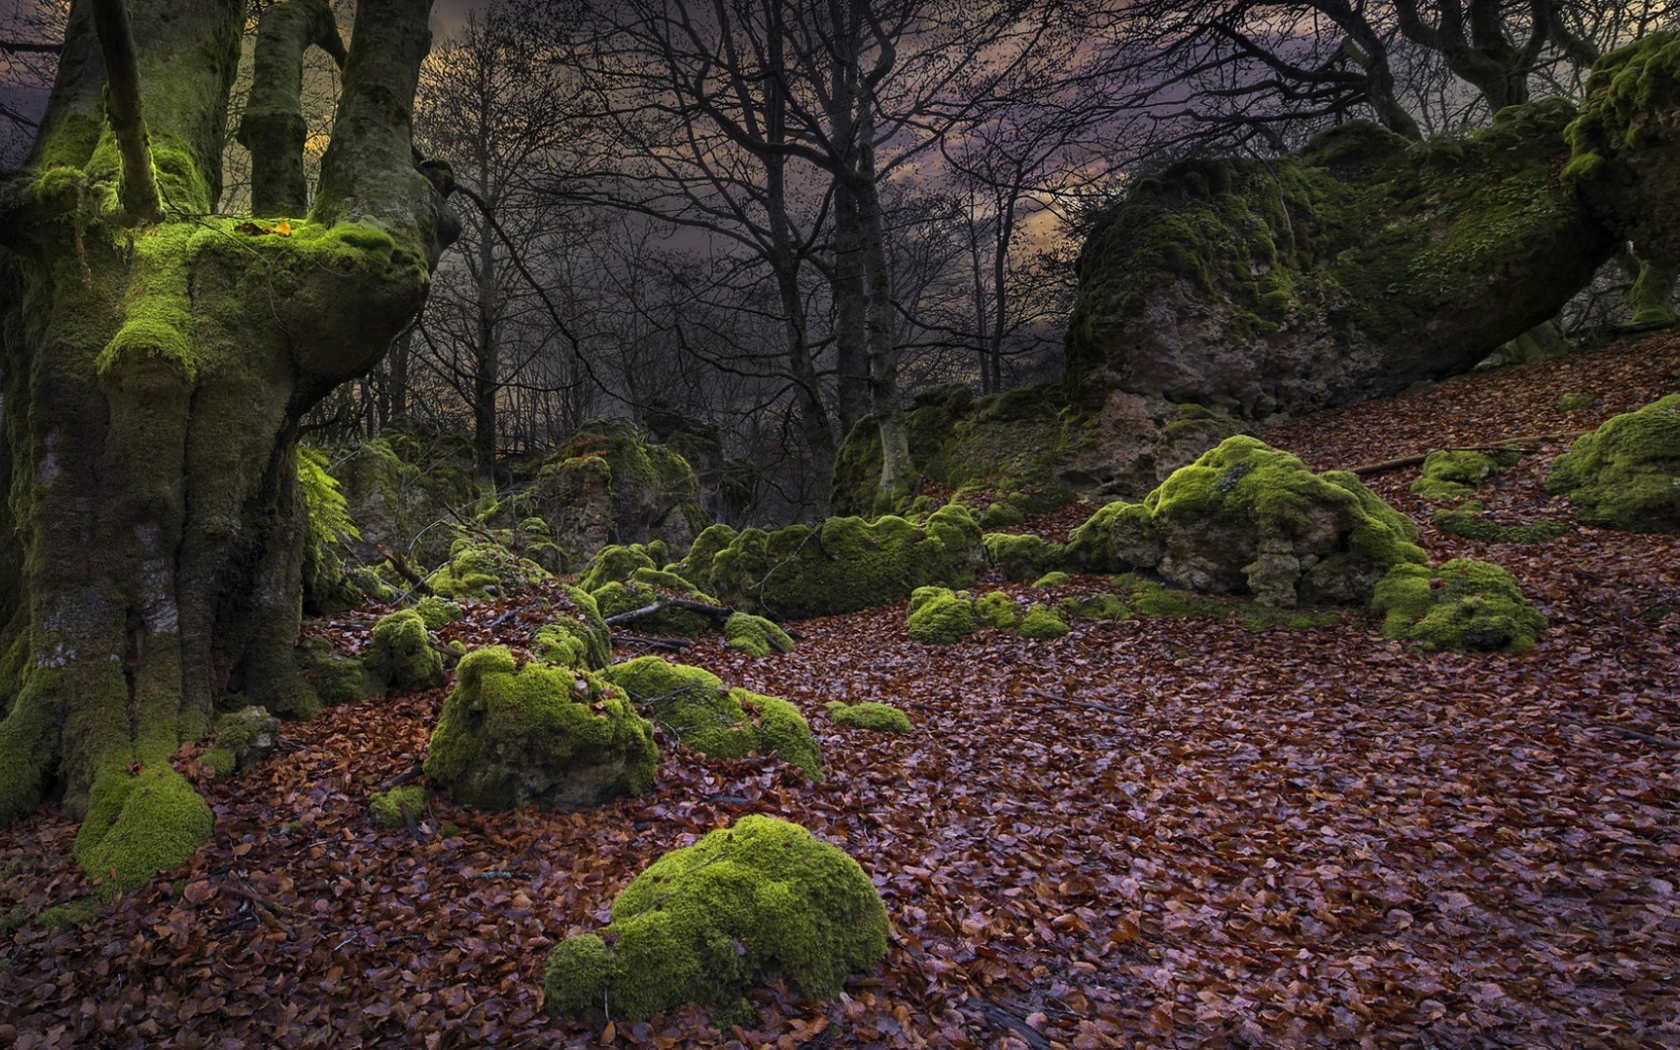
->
[423,646,657,811]
[1065,100,1617,429]
[332,427,480,573]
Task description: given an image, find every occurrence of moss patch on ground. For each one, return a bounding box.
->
[72,766,214,896]
[543,815,889,1025]
[824,701,913,734]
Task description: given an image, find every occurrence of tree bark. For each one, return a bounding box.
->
[237,0,345,217]
[0,0,454,856]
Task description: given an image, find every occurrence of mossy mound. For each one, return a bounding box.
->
[543,815,888,1025]
[526,417,712,568]
[1433,503,1571,544]
[1544,393,1680,533]
[906,586,979,644]
[365,610,446,693]
[1374,559,1548,652]
[424,647,657,811]
[413,594,464,630]
[1065,436,1426,607]
[370,785,425,827]
[598,658,821,780]
[983,533,1064,583]
[824,701,913,734]
[975,590,1022,629]
[1066,98,1616,419]
[529,588,613,671]
[686,504,985,620]
[295,635,382,706]
[200,706,280,779]
[73,766,213,896]
[427,536,552,600]
[722,613,794,657]
[1017,603,1071,639]
[578,544,721,635]
[1409,450,1511,502]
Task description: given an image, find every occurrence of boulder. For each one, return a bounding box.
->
[1374,559,1548,652]
[543,815,889,1025]
[1545,393,1680,533]
[200,706,281,778]
[423,647,657,811]
[365,610,445,692]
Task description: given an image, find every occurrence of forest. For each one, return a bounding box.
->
[0,0,1677,1046]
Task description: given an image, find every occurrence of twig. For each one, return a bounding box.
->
[1023,688,1129,716]
[975,1000,1053,1050]
[397,798,425,842]
[604,597,734,627]
[611,634,693,651]
[426,639,462,664]
[376,543,433,596]
[1557,717,1680,749]
[385,761,425,789]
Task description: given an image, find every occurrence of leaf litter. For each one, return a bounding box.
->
[1,335,1678,1048]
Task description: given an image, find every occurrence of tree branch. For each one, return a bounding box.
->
[89,0,160,223]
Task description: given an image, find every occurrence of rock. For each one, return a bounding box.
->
[543,815,889,1025]
[200,706,281,778]
[824,700,912,734]
[295,635,382,706]
[424,647,657,811]
[331,427,481,573]
[1374,559,1548,651]
[905,586,978,644]
[721,613,794,657]
[1545,393,1680,533]
[365,610,445,693]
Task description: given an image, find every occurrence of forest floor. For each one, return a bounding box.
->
[2,334,1678,1050]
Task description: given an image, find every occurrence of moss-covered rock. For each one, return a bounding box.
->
[200,706,280,779]
[598,658,821,780]
[72,766,213,896]
[365,610,446,693]
[690,504,985,620]
[424,647,657,811]
[1544,393,1680,533]
[331,429,482,573]
[1032,571,1071,588]
[295,635,382,706]
[427,537,551,600]
[905,586,978,644]
[983,532,1063,583]
[370,784,425,827]
[530,589,613,671]
[975,590,1022,629]
[413,594,464,630]
[1409,450,1508,502]
[543,815,889,1024]
[722,613,794,657]
[1016,603,1071,640]
[1066,436,1426,607]
[1374,559,1548,652]
[824,701,913,734]
[1433,503,1571,544]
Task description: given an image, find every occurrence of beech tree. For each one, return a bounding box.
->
[0,0,455,881]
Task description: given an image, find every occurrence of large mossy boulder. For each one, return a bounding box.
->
[1066,436,1427,607]
[598,657,821,780]
[424,647,657,811]
[525,417,712,569]
[1545,393,1680,533]
[1066,100,1616,425]
[331,426,482,573]
[683,503,985,620]
[426,536,553,599]
[543,815,889,1025]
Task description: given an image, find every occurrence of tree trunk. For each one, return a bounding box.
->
[0,0,454,876]
[473,212,500,477]
[853,126,913,499]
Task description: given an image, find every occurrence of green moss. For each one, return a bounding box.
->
[974,591,1021,629]
[598,658,821,780]
[429,538,551,600]
[73,766,213,896]
[365,610,445,692]
[579,544,658,593]
[370,785,426,827]
[824,701,913,734]
[980,501,1026,528]
[983,532,1064,582]
[543,815,889,1024]
[1374,559,1548,652]
[1016,603,1070,640]
[722,613,794,657]
[1545,393,1680,533]
[703,504,984,620]
[1032,571,1071,588]
[1410,450,1504,502]
[296,635,381,705]
[1553,392,1597,413]
[527,588,613,670]
[905,587,978,644]
[1433,503,1570,543]
[424,647,657,811]
[413,595,463,630]
[199,706,278,780]
[1064,592,1125,620]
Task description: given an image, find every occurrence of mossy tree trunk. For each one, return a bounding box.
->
[0,0,454,862]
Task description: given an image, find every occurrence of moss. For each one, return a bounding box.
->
[703,504,984,620]
[598,658,821,780]
[824,701,913,734]
[296,635,381,705]
[1433,503,1570,544]
[1410,450,1504,502]
[424,647,657,811]
[199,706,279,779]
[722,613,794,657]
[1064,592,1125,620]
[365,610,445,693]
[980,501,1025,528]
[30,900,96,930]
[429,538,551,600]
[974,591,1021,629]
[1545,393,1680,533]
[73,766,213,896]
[526,588,614,670]
[370,785,426,827]
[1016,603,1070,640]
[1032,571,1071,588]
[413,595,463,630]
[983,532,1064,582]
[543,815,889,1024]
[579,544,658,593]
[1374,559,1548,652]
[905,587,978,644]
[1553,392,1597,413]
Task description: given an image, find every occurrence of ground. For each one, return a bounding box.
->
[0,334,1677,1048]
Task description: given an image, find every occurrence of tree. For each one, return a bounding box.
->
[0,0,456,879]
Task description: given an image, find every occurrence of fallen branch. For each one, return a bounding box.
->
[376,543,433,596]
[612,634,693,651]
[974,1000,1053,1050]
[385,761,425,789]
[426,639,462,664]
[1348,431,1594,476]
[605,597,734,627]
[1024,688,1130,717]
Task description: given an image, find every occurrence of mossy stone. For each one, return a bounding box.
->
[1545,393,1680,533]
[905,587,978,644]
[370,785,425,827]
[1410,450,1504,502]
[200,706,280,779]
[73,766,213,896]
[1374,559,1548,652]
[543,815,889,1024]
[824,701,913,734]
[296,635,382,706]
[1016,604,1070,639]
[365,610,445,692]
[722,613,794,657]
